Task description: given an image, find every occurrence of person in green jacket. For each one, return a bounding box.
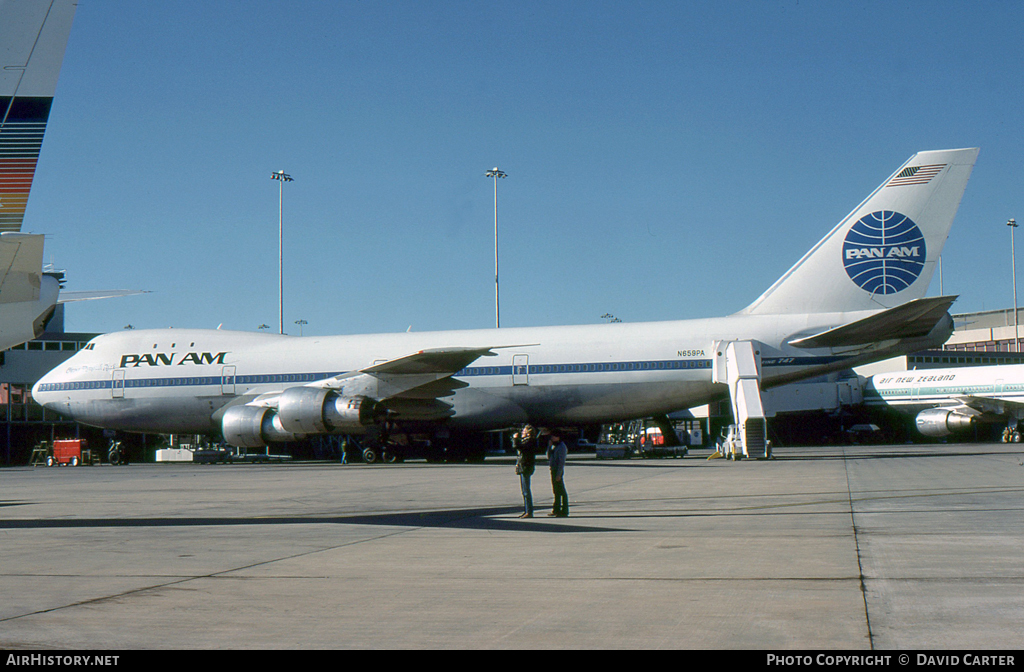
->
[514,425,537,518]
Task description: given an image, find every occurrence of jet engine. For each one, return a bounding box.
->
[275,387,377,435]
[221,405,299,448]
[220,389,378,448]
[914,408,975,437]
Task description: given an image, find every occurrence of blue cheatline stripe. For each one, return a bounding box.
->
[40,359,713,392]
[37,371,345,392]
[37,354,848,393]
[457,358,713,376]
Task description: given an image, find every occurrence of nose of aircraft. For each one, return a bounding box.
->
[32,363,70,413]
[32,370,56,407]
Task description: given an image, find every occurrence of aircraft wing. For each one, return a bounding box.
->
[362,346,499,375]
[788,296,957,349]
[58,289,149,303]
[308,346,505,420]
[955,395,1024,421]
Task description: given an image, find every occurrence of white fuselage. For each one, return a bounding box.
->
[34,308,948,436]
[865,364,1024,416]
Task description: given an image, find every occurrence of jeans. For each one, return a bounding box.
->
[520,473,533,515]
[551,473,568,516]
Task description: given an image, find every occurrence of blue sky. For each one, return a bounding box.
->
[25,1,1024,336]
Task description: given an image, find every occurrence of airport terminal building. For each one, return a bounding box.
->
[0,307,103,465]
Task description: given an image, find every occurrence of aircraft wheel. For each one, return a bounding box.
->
[46,456,55,467]
[362,447,379,464]
[1014,432,1022,443]
[70,457,79,467]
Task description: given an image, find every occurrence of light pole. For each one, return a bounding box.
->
[485,167,506,328]
[1010,218,1019,352]
[271,170,294,335]
[294,319,307,336]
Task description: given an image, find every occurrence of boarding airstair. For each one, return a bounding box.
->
[712,340,770,459]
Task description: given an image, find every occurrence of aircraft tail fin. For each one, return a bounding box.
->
[740,148,979,316]
[0,0,77,232]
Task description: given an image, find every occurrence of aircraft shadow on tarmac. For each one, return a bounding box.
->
[0,506,628,534]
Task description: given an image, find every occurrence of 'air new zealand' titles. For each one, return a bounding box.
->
[35,148,980,460]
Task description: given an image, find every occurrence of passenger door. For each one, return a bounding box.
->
[221,365,236,395]
[513,354,529,386]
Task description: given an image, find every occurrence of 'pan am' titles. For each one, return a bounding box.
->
[119,352,228,368]
[842,210,927,295]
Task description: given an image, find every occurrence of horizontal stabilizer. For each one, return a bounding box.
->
[788,295,957,349]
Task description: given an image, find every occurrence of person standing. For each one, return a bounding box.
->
[514,425,536,518]
[547,430,569,517]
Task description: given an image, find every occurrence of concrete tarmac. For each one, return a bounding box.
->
[1,443,1023,650]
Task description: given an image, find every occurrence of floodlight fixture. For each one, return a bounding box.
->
[485,167,507,328]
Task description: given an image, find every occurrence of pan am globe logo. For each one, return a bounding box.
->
[842,210,927,295]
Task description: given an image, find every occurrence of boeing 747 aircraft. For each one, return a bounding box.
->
[866,362,1024,441]
[34,148,979,459]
